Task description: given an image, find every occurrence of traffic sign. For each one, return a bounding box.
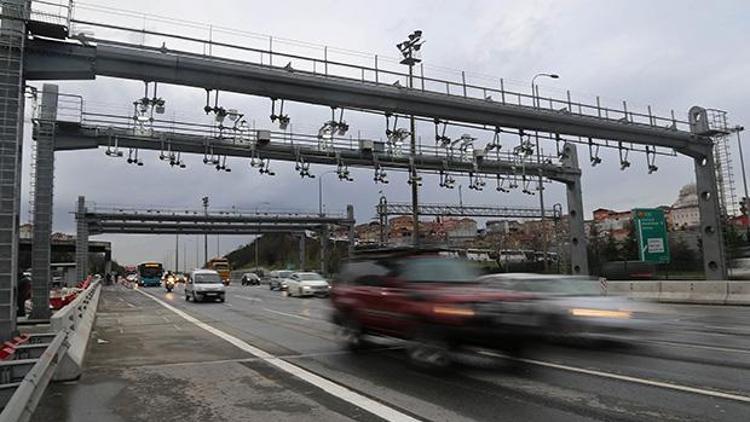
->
[632,208,670,264]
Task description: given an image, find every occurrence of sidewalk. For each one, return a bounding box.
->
[32,286,356,422]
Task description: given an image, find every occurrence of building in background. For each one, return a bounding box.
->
[671,183,700,230]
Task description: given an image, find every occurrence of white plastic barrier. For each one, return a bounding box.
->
[50,280,102,381]
[726,282,750,305]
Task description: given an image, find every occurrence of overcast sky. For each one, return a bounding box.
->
[19,0,750,268]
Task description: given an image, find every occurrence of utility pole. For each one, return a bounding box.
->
[398,30,424,247]
[202,196,209,266]
[530,73,559,272]
[175,234,179,272]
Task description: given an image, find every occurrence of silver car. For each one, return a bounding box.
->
[286,272,330,297]
[478,273,656,342]
[186,269,226,303]
[268,270,295,291]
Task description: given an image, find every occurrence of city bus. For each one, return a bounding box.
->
[137,262,164,287]
[206,257,231,285]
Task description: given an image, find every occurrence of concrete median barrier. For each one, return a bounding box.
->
[629,282,661,300]
[50,280,102,381]
[726,282,750,305]
[658,281,694,303]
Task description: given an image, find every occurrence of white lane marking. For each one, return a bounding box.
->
[136,289,419,422]
[234,295,263,302]
[263,307,312,321]
[173,324,182,331]
[226,303,234,307]
[481,351,750,404]
[126,302,136,308]
[645,340,750,355]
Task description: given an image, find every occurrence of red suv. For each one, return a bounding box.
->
[330,248,533,368]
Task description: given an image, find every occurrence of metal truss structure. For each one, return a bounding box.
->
[376,202,560,219]
[74,196,354,280]
[0,1,736,340]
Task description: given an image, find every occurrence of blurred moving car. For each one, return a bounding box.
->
[287,272,330,297]
[241,272,261,286]
[268,270,294,291]
[330,248,533,369]
[478,273,656,342]
[185,269,226,303]
[728,258,750,280]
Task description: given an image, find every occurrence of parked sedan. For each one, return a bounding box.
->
[287,272,330,297]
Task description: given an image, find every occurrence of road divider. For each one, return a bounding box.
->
[602,281,750,305]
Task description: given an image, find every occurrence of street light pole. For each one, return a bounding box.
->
[202,196,209,266]
[531,72,559,272]
[318,170,337,274]
[398,30,424,247]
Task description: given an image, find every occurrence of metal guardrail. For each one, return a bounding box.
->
[0,333,67,422]
[0,279,101,422]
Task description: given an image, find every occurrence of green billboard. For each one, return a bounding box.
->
[632,208,670,264]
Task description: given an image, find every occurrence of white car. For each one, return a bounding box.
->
[287,272,330,297]
[186,269,226,303]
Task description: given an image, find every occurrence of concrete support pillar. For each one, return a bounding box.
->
[30,85,58,320]
[319,226,327,276]
[693,151,728,279]
[75,196,89,280]
[347,205,355,256]
[104,249,112,281]
[0,0,29,339]
[687,106,729,280]
[298,233,305,271]
[560,143,589,275]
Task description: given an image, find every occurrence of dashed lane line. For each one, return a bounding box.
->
[480,351,750,404]
[137,288,421,422]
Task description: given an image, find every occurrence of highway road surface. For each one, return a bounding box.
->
[35,284,750,421]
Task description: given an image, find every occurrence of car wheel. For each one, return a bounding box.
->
[192,292,199,303]
[288,288,294,297]
[338,317,367,352]
[185,292,190,301]
[407,327,453,371]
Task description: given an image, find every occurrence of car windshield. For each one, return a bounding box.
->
[194,273,222,284]
[398,257,479,283]
[297,273,324,280]
[277,271,294,278]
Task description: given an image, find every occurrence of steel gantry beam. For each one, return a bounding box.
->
[23,38,711,152]
[74,197,355,277]
[16,11,730,279]
[377,202,560,219]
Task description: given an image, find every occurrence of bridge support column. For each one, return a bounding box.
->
[75,196,89,280]
[0,0,29,339]
[692,150,728,279]
[319,226,327,276]
[347,205,355,257]
[30,84,58,320]
[561,143,589,275]
[298,233,305,271]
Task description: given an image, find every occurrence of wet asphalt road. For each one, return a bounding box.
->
[35,283,750,421]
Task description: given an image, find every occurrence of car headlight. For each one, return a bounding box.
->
[433,305,475,317]
[569,308,632,319]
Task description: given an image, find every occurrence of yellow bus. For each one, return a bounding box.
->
[206,257,231,285]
